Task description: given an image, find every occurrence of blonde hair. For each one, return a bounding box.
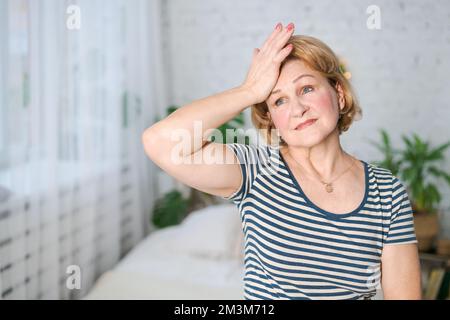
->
[251,35,362,147]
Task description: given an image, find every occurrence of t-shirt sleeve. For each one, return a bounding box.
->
[221,143,266,205]
[384,176,418,245]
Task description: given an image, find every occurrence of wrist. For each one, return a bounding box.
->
[237,84,261,106]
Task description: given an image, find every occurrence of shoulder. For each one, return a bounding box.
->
[365,163,409,202]
[366,162,394,178]
[365,162,403,186]
[225,143,272,164]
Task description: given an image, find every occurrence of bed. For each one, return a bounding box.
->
[83,203,246,300]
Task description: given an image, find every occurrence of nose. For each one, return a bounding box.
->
[291,99,309,118]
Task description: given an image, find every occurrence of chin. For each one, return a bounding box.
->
[286,136,323,148]
[288,140,322,148]
[285,129,331,148]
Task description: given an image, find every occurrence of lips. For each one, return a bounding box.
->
[295,119,317,130]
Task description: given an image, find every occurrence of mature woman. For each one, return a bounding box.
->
[142,22,421,300]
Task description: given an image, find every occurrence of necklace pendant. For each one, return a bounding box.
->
[325,183,333,193]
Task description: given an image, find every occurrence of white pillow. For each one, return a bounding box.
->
[164,204,243,260]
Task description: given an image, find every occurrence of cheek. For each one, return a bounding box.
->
[305,90,339,122]
[271,110,290,130]
[313,91,336,113]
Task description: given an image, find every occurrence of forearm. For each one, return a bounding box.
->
[143,85,257,156]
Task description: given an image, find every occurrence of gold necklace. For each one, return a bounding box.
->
[287,150,357,193]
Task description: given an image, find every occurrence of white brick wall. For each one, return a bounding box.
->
[159,0,450,232]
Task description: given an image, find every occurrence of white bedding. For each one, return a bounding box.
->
[84,204,246,300]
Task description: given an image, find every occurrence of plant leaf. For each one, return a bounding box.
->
[426,141,450,162]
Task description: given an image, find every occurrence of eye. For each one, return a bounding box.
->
[273,86,314,107]
[301,85,314,94]
[274,98,285,107]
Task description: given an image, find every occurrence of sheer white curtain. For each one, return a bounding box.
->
[0,0,162,299]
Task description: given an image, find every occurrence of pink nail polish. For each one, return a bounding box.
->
[275,23,281,30]
[287,23,294,31]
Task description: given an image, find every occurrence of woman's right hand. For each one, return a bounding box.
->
[241,22,296,104]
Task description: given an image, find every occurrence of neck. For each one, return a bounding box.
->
[283,128,350,182]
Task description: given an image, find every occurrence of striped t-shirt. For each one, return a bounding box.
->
[222,143,418,300]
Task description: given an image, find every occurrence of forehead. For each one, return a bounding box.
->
[277,59,318,83]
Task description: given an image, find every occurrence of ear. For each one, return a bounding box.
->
[335,82,345,111]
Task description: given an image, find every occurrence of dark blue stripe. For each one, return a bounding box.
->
[387,229,416,238]
[385,237,417,244]
[244,283,290,299]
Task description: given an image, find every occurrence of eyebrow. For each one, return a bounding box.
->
[269,74,316,97]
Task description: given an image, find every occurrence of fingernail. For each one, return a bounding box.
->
[287,23,294,31]
[275,23,281,30]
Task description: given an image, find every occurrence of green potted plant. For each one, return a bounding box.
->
[370,129,450,252]
[152,190,190,228]
[151,105,250,229]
